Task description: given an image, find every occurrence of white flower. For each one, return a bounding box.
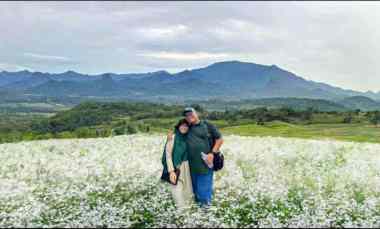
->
[1,134,380,227]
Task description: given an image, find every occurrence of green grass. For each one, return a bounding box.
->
[222,121,380,143]
[123,118,380,144]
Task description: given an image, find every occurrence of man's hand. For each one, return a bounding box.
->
[169,171,177,184]
[206,153,214,166]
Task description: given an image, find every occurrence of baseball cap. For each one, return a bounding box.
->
[183,107,196,116]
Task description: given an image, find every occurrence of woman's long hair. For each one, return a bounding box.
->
[174,119,189,134]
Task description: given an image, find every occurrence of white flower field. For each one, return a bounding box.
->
[1,134,380,228]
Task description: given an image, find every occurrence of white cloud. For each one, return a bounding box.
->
[23,53,71,62]
[137,51,230,61]
[0,62,33,72]
[213,18,288,44]
[137,24,189,40]
[1,2,380,91]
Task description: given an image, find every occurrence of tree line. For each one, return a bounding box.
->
[1,102,380,144]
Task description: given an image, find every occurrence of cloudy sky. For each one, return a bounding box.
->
[1,1,380,92]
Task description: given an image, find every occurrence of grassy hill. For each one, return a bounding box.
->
[222,121,380,143]
[338,96,380,111]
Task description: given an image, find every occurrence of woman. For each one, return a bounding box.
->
[161,119,194,210]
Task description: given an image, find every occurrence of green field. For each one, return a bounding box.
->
[0,102,70,114]
[1,100,380,144]
[222,121,380,143]
[115,118,380,144]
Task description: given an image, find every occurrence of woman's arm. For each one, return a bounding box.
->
[165,134,175,173]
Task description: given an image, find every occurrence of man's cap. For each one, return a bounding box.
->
[183,107,196,116]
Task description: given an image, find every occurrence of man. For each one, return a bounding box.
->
[183,107,224,207]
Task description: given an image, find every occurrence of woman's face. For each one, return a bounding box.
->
[178,123,189,134]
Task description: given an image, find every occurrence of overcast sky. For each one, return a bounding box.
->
[1,2,380,92]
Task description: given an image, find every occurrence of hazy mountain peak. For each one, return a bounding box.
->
[63,70,79,74]
[270,64,279,68]
[207,60,267,68]
[364,90,380,95]
[343,95,376,101]
[152,70,170,75]
[101,73,114,76]
[31,71,46,75]
[100,74,113,80]
[17,70,31,74]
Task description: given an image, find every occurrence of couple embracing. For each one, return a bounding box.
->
[161,107,224,210]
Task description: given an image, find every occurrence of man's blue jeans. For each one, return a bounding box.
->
[191,168,214,206]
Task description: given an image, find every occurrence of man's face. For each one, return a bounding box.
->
[185,111,198,124]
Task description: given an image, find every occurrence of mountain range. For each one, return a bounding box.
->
[1,60,380,110]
